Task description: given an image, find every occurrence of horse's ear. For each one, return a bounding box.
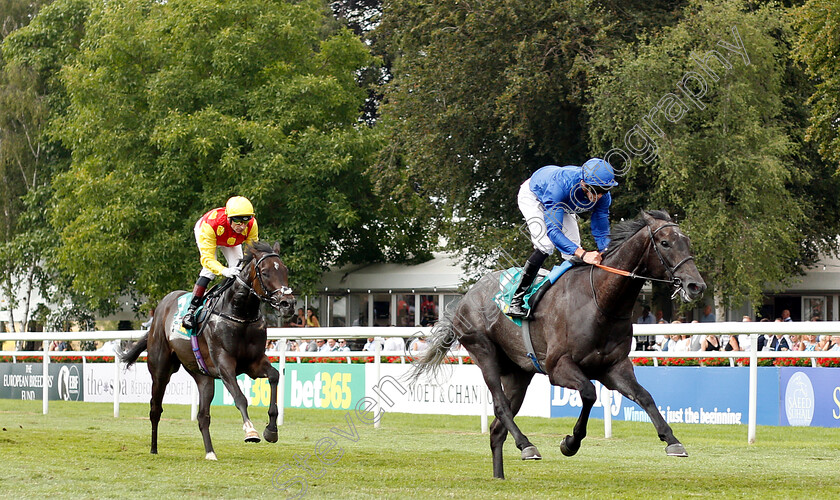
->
[640,210,654,225]
[272,241,282,256]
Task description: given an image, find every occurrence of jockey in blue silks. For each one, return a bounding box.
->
[507,158,618,318]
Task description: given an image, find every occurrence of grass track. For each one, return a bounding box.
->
[1,399,839,499]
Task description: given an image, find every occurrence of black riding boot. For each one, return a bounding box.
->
[508,249,548,318]
[182,277,210,330]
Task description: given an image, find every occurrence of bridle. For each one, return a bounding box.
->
[589,220,695,316]
[235,252,294,309]
[207,252,293,325]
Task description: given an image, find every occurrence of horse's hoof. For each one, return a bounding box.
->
[665,443,688,457]
[205,452,217,461]
[245,431,261,443]
[521,445,541,460]
[264,427,278,443]
[560,435,580,457]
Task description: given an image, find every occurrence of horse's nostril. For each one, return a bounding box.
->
[279,301,289,309]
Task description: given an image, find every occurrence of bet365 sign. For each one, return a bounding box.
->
[286,364,364,410]
[212,363,364,409]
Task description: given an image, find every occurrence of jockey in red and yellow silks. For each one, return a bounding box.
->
[182,196,259,330]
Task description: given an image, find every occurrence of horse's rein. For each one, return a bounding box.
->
[593,222,693,286]
[593,262,673,284]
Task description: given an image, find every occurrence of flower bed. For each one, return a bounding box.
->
[630,356,838,367]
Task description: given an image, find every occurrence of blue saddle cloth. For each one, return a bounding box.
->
[493,260,576,326]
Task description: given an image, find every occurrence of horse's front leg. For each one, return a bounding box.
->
[547,358,597,457]
[217,354,261,443]
[247,356,280,443]
[600,358,687,457]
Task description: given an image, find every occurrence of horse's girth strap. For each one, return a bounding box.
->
[520,320,546,374]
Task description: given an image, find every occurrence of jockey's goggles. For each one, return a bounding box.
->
[229,215,253,224]
[582,183,612,195]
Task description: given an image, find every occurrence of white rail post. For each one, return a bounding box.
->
[42,340,50,415]
[374,339,382,429]
[278,338,286,426]
[603,385,613,439]
[748,333,758,444]
[114,344,121,418]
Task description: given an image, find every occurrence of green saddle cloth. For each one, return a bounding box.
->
[493,268,552,327]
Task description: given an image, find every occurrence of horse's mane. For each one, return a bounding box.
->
[240,241,275,266]
[602,210,673,258]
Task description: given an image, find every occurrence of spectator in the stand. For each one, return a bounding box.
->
[769,334,790,351]
[689,321,704,351]
[817,335,833,351]
[383,336,406,353]
[324,338,338,351]
[636,306,655,350]
[701,334,721,351]
[363,337,382,351]
[314,339,327,352]
[781,309,792,322]
[50,340,69,351]
[409,336,429,352]
[788,335,803,351]
[637,306,655,324]
[722,334,741,351]
[655,310,665,323]
[141,308,155,330]
[700,304,716,323]
[288,308,305,328]
[336,339,350,352]
[306,308,321,328]
[672,333,691,352]
[800,334,818,351]
[737,315,754,351]
[827,336,840,351]
[754,318,773,350]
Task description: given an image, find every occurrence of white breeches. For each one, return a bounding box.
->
[517,179,580,259]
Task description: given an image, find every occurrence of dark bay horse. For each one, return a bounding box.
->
[413,210,706,478]
[121,241,295,460]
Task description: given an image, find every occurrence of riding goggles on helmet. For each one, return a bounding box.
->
[229,215,253,224]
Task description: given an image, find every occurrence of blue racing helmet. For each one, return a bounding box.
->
[581,158,618,188]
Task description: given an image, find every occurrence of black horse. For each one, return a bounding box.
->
[121,241,295,460]
[413,210,706,478]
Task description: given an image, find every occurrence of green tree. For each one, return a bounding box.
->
[588,0,834,307]
[373,0,687,276]
[0,0,58,332]
[791,0,840,168]
[33,0,425,311]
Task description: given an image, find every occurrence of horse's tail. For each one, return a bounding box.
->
[119,333,148,368]
[409,313,460,384]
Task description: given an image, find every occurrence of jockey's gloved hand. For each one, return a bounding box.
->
[221,267,240,278]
